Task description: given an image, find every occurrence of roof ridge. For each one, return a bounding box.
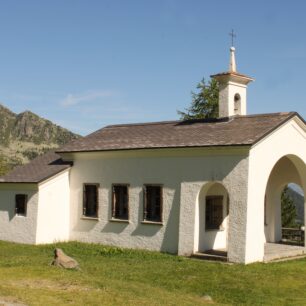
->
[234,112,295,119]
[104,112,295,128]
[104,120,180,128]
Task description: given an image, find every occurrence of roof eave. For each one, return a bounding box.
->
[0,165,72,185]
[57,143,253,155]
[211,72,254,85]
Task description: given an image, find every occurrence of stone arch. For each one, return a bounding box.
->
[194,182,229,253]
[264,154,306,244]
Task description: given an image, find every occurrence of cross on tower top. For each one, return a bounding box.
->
[229,29,236,47]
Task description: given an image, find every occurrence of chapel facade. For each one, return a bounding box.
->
[0,47,305,264]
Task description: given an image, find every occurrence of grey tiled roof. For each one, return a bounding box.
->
[1,112,302,184]
[57,112,300,153]
[0,151,72,183]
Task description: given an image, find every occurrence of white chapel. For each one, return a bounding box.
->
[0,47,305,264]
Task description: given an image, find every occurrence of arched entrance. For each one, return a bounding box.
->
[264,155,306,260]
[195,182,229,254]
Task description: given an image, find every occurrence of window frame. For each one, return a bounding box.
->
[83,183,99,219]
[111,184,129,221]
[205,195,224,231]
[143,184,163,223]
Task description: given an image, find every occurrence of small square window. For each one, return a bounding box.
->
[112,185,129,220]
[15,194,27,216]
[205,196,223,230]
[143,185,163,222]
[83,184,99,218]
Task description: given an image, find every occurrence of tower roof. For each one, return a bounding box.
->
[211,46,254,84]
[211,71,254,84]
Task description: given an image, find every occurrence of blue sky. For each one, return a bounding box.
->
[0,0,305,135]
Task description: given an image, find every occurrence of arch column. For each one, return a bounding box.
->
[265,156,304,243]
[224,158,250,263]
[246,154,306,263]
[245,116,306,263]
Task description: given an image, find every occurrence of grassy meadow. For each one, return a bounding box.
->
[0,240,306,305]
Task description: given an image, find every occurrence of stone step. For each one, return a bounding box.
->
[264,244,306,262]
[191,252,228,262]
[265,254,306,263]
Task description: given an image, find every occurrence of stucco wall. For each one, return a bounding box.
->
[219,81,247,117]
[66,147,249,258]
[36,169,70,244]
[178,153,249,263]
[247,117,306,263]
[0,184,38,244]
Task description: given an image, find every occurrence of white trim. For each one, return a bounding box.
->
[38,168,71,188]
[59,146,250,161]
[251,115,306,149]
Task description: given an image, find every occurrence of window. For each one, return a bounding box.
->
[15,194,27,216]
[112,185,129,220]
[143,185,162,222]
[83,184,99,218]
[205,196,223,230]
[234,93,241,115]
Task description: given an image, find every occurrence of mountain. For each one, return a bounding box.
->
[287,186,304,225]
[0,104,80,174]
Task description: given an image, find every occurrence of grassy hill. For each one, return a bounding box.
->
[1,240,306,305]
[0,104,80,175]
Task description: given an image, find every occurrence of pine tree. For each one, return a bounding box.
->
[281,186,297,228]
[178,78,219,120]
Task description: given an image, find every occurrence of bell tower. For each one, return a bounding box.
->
[211,41,254,118]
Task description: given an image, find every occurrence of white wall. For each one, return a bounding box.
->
[65,147,249,258]
[178,153,249,263]
[0,184,38,244]
[247,117,306,263]
[36,169,70,244]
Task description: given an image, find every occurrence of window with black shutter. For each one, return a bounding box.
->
[205,196,223,230]
[112,185,129,220]
[83,184,99,218]
[15,194,27,216]
[143,185,162,222]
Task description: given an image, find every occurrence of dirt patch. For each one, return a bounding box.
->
[0,296,27,306]
[4,279,93,292]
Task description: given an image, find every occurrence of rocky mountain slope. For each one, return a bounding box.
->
[0,104,80,174]
[287,186,304,225]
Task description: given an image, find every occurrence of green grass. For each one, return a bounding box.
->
[1,241,306,305]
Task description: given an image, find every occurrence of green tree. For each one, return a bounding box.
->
[178,77,219,120]
[281,186,297,228]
